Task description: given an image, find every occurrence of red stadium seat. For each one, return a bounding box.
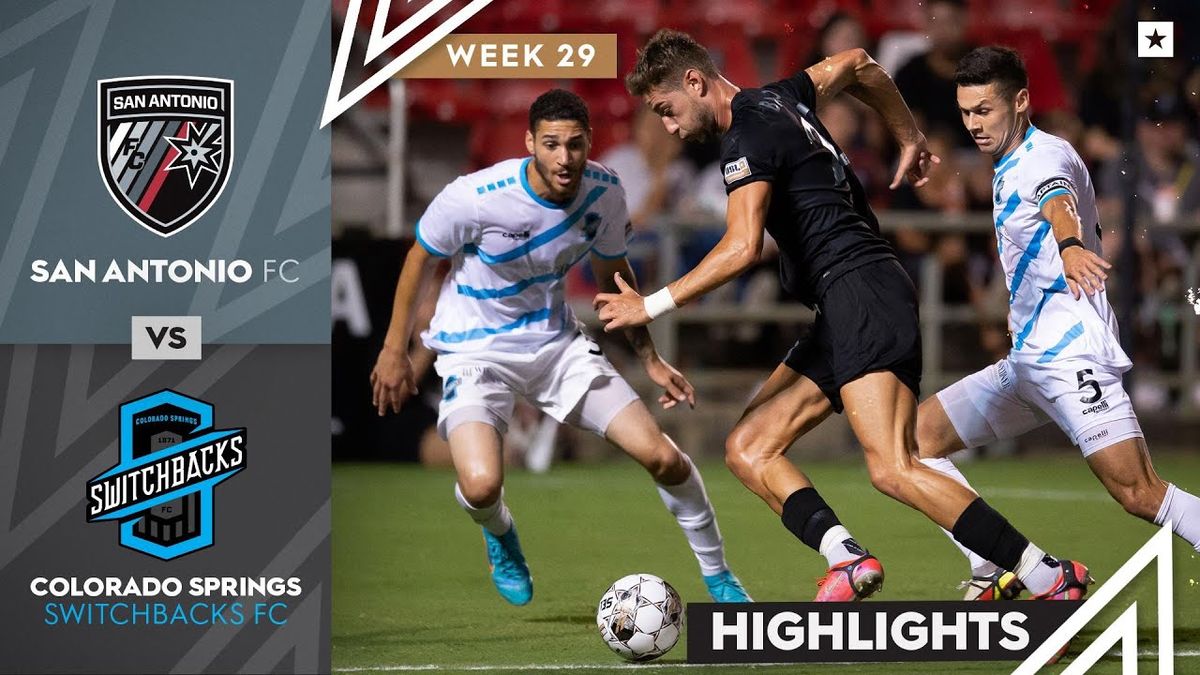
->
[469,116,531,169]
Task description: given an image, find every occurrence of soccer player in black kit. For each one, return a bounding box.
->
[597,30,1088,603]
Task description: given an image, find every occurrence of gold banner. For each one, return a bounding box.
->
[398,34,617,79]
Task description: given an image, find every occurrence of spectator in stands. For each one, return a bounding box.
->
[887,128,1004,363]
[821,96,890,205]
[893,0,975,149]
[806,11,868,67]
[580,105,697,301]
[1077,21,1125,170]
[1099,96,1200,397]
[600,105,693,232]
[1100,97,1200,249]
[800,13,893,205]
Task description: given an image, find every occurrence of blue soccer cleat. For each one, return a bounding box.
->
[703,569,752,602]
[483,527,533,605]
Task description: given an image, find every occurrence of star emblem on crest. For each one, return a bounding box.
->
[164,123,223,188]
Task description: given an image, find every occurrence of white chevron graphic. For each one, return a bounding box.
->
[322,0,494,127]
[1014,523,1174,675]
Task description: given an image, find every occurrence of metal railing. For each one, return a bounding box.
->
[640,211,1200,417]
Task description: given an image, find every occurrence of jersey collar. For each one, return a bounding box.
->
[520,157,580,210]
[993,124,1038,169]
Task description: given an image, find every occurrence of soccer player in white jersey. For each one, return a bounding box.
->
[917,46,1200,600]
[369,89,751,605]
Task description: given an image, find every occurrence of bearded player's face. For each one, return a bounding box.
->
[645,84,720,144]
[526,119,591,203]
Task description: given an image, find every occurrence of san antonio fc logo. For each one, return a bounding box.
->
[86,390,247,560]
[98,76,233,237]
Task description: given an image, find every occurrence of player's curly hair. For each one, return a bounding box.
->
[528,88,590,132]
[954,46,1028,100]
[625,29,719,96]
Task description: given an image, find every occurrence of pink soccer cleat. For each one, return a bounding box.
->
[813,554,884,602]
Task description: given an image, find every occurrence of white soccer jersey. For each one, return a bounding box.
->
[992,126,1130,368]
[416,158,630,354]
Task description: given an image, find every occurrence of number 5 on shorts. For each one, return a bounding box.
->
[1076,369,1102,404]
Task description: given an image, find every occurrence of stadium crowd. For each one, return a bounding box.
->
[333,0,1200,451]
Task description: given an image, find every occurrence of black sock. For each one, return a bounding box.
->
[950,497,1029,571]
[781,487,843,552]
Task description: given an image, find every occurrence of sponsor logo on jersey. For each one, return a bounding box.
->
[724,157,751,184]
[501,230,531,240]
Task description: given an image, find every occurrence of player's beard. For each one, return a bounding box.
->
[532,157,582,203]
[684,105,721,144]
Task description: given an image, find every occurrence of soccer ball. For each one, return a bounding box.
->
[596,573,684,661]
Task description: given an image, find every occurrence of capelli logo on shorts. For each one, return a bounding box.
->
[1083,428,1109,445]
[1081,400,1110,415]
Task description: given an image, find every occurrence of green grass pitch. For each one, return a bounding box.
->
[333,455,1200,674]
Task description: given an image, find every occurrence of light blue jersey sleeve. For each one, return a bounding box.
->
[414,178,477,258]
[1025,144,1080,211]
[589,169,631,259]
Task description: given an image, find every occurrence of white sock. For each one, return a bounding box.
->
[1155,484,1200,552]
[1014,543,1059,595]
[454,483,513,536]
[818,525,864,567]
[656,454,729,576]
[920,457,1000,577]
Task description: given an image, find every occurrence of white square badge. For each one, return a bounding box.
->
[1138,22,1174,58]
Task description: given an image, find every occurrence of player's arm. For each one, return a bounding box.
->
[594,181,769,330]
[370,243,441,415]
[804,48,939,189]
[1042,192,1111,299]
[590,253,695,409]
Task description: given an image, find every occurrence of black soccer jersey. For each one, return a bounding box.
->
[720,71,896,307]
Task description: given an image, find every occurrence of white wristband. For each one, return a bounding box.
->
[644,287,678,320]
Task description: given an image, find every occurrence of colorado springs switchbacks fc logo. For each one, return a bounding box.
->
[86,390,246,560]
[98,76,233,237]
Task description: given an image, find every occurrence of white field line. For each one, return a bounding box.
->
[334,650,1200,672]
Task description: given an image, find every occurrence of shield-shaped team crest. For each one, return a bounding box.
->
[98,76,233,237]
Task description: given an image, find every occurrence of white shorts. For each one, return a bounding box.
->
[937,356,1142,458]
[433,330,640,439]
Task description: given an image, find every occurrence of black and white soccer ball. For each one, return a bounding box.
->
[596,573,684,661]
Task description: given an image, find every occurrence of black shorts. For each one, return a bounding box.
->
[783,259,921,413]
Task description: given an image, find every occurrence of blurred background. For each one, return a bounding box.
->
[331,0,1200,466]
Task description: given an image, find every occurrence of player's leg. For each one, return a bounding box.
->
[445,417,533,605]
[915,360,1050,597]
[1034,359,1200,549]
[841,371,1080,599]
[580,388,751,602]
[549,333,750,602]
[1082,430,1200,551]
[724,361,883,601]
[724,362,832,513]
[436,358,531,605]
[449,420,510,532]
